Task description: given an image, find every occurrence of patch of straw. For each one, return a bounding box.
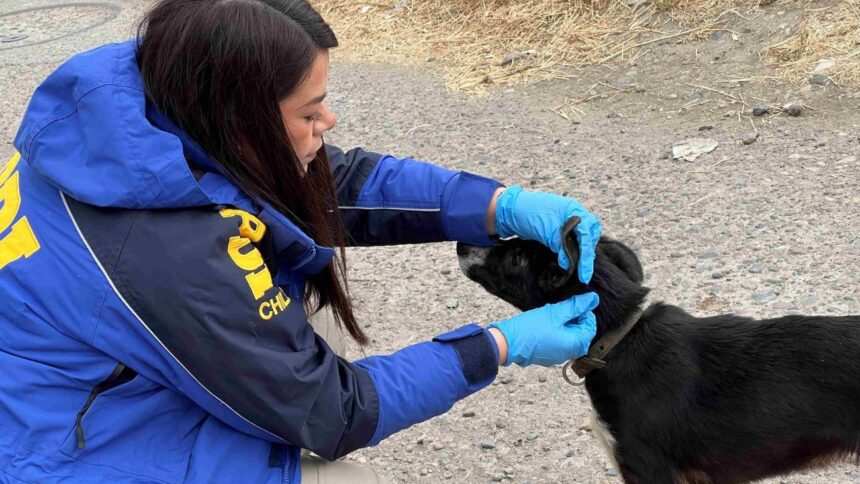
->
[763,0,860,86]
[315,0,859,92]
[316,0,688,92]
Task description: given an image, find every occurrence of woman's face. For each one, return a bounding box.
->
[279,51,337,171]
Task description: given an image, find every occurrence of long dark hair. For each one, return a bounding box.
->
[137,0,366,344]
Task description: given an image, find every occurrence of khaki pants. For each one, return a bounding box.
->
[303,308,391,484]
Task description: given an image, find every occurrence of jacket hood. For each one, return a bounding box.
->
[14,39,215,209]
[14,39,334,275]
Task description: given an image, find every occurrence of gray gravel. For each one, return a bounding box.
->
[331,62,860,484]
[1,1,858,483]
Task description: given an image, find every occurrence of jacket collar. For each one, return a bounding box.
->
[146,106,334,276]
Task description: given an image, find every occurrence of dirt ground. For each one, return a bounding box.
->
[1,1,858,483]
[329,2,860,482]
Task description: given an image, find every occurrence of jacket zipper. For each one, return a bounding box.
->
[74,362,137,449]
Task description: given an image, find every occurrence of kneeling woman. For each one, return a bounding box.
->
[0,0,602,482]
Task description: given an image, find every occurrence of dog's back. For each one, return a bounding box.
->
[590,303,860,483]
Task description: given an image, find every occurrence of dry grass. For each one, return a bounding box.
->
[315,0,860,92]
[763,0,860,86]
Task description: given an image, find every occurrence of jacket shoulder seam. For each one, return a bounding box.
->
[23,83,143,159]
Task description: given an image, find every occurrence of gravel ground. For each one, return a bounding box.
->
[1,1,858,483]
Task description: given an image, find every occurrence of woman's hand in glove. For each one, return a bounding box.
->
[488,292,599,367]
[495,185,601,284]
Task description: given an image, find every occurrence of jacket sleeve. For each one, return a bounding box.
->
[327,144,502,247]
[69,199,498,460]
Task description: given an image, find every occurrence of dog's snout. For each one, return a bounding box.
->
[456,242,472,256]
[456,243,489,276]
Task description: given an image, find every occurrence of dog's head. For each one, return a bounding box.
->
[457,219,649,335]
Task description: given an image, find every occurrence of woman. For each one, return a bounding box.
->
[0,0,602,482]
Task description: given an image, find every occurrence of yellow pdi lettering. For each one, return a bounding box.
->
[0,153,41,270]
[219,208,274,301]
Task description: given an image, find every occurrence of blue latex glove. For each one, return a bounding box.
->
[489,292,599,367]
[495,185,602,283]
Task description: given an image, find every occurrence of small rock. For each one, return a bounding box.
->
[500,375,515,385]
[426,57,437,63]
[814,59,836,72]
[481,440,496,450]
[432,442,445,451]
[709,30,729,42]
[445,299,459,309]
[501,50,534,66]
[800,296,819,306]
[668,93,679,99]
[565,449,576,458]
[537,374,547,383]
[689,91,706,101]
[616,75,634,86]
[753,290,778,305]
[752,106,770,116]
[443,472,453,480]
[748,264,763,274]
[606,468,619,477]
[440,269,451,275]
[542,444,552,452]
[712,272,724,279]
[697,250,720,260]
[526,433,539,441]
[809,74,830,86]
[742,132,759,145]
[462,410,476,418]
[783,101,804,117]
[495,419,507,429]
[698,124,714,131]
[420,469,429,476]
[503,467,515,477]
[578,419,592,432]
[490,473,505,482]
[637,209,652,217]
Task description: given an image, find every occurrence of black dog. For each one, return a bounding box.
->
[457,223,860,484]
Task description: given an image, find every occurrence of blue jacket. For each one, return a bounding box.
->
[0,40,501,483]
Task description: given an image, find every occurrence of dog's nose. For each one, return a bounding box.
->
[456,242,472,256]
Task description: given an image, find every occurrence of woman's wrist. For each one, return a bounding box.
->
[485,187,506,236]
[487,327,508,366]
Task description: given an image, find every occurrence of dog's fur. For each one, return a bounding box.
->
[457,232,860,484]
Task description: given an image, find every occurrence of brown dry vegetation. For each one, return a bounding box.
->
[314,0,860,92]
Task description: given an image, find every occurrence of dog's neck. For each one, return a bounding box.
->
[589,287,649,342]
[571,306,645,378]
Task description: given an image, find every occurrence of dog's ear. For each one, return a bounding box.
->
[534,217,582,293]
[596,237,645,285]
[561,217,581,272]
[555,216,582,288]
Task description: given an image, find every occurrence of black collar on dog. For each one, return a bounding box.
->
[563,308,644,385]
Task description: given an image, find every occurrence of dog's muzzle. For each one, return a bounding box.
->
[456,243,489,276]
